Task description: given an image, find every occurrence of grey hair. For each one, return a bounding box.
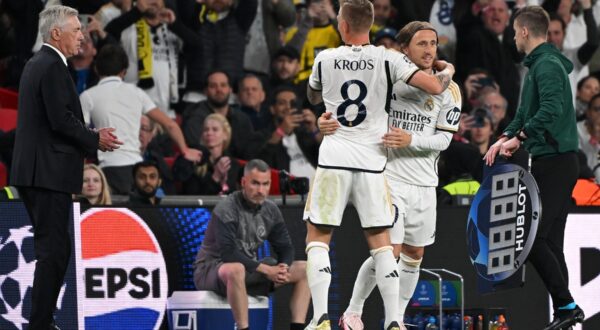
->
[244,159,270,175]
[39,5,79,43]
[481,91,508,110]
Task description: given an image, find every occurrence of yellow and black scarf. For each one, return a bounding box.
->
[136,19,154,89]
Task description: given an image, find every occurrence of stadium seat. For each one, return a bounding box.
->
[0,88,18,109]
[0,162,7,188]
[164,156,176,170]
[0,108,17,132]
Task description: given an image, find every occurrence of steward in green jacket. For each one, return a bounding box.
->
[503,42,578,158]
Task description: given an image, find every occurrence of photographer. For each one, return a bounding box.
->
[258,86,321,182]
[462,69,500,114]
[469,108,496,156]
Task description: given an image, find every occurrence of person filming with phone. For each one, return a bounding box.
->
[258,86,322,182]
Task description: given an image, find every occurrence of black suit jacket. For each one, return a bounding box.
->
[10,46,99,194]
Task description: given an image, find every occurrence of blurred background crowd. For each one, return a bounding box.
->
[0,0,599,205]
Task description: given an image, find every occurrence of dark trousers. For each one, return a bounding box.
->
[102,165,134,195]
[529,152,578,310]
[19,187,72,330]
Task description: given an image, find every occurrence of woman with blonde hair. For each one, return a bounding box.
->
[80,164,112,205]
[176,113,243,195]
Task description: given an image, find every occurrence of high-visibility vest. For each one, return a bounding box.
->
[0,186,19,200]
[442,179,481,196]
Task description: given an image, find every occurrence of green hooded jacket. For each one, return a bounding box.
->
[504,43,578,158]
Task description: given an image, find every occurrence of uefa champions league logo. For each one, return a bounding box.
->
[0,226,66,330]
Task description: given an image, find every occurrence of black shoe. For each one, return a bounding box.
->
[543,305,585,330]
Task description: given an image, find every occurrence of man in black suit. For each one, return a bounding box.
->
[10,5,122,330]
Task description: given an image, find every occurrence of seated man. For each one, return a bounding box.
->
[193,159,309,330]
[128,160,162,206]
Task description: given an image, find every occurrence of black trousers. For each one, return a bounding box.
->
[19,187,72,330]
[102,165,134,195]
[528,152,578,310]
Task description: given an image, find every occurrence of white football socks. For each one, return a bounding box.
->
[398,253,422,319]
[372,246,400,328]
[306,241,331,321]
[346,256,376,316]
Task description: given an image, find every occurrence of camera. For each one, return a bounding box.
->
[279,170,310,204]
[476,77,495,89]
[472,108,491,128]
[290,99,301,114]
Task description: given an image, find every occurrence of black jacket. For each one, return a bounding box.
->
[182,0,257,91]
[182,101,263,160]
[11,46,99,194]
[258,121,319,173]
[175,153,243,195]
[456,17,522,117]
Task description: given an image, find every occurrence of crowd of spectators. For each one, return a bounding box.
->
[1,0,600,204]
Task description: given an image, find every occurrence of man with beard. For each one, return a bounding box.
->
[129,160,162,205]
[182,70,263,160]
[266,45,303,103]
[193,159,310,330]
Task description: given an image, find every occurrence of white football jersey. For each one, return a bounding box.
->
[309,45,419,172]
[386,80,462,186]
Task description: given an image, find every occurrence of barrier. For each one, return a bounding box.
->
[0,200,599,329]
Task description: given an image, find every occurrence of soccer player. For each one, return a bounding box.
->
[319,21,462,330]
[303,1,455,329]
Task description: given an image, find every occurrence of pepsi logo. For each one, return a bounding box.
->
[75,208,168,330]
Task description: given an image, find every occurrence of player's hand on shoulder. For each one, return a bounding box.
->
[317,112,340,136]
[435,60,455,76]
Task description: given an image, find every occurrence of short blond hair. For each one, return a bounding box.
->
[514,6,550,38]
[340,0,374,34]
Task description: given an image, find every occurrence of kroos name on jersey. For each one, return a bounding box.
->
[334,59,374,71]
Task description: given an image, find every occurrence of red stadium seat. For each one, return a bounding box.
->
[270,168,281,195]
[0,162,7,188]
[0,108,17,132]
[164,156,176,170]
[0,88,18,109]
